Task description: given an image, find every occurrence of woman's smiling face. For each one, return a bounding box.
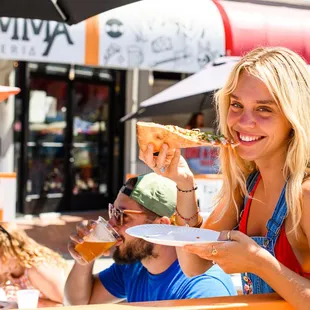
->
[227,71,291,163]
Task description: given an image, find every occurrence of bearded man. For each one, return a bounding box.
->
[65,173,236,305]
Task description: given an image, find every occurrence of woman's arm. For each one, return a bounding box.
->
[254,250,310,310]
[175,176,213,276]
[139,145,242,276]
[185,185,310,309]
[28,263,68,303]
[184,228,310,309]
[176,181,241,277]
[260,184,310,308]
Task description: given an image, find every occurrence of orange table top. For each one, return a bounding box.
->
[31,293,292,310]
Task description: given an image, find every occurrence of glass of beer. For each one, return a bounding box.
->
[75,217,121,263]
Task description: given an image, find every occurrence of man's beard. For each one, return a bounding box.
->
[113,238,158,264]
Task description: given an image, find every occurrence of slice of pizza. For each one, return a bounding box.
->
[137,121,237,153]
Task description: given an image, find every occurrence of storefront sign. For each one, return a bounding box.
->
[0,17,86,64]
[0,0,225,73]
[184,146,220,174]
[98,0,225,73]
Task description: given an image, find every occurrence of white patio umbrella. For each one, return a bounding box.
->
[120,57,240,122]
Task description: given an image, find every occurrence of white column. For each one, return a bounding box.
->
[0,60,15,172]
[124,69,152,177]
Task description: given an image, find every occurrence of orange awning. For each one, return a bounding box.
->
[0,86,20,102]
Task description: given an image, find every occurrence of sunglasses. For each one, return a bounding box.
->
[108,203,145,226]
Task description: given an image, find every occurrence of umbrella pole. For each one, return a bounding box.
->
[129,68,139,174]
[50,0,68,21]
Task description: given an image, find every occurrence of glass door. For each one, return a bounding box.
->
[15,63,124,214]
[71,82,110,210]
[25,77,67,213]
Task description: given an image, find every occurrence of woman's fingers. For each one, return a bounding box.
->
[143,144,157,168]
[218,230,248,242]
[139,143,172,172]
[184,242,227,259]
[184,244,214,258]
[156,144,168,172]
[169,149,181,169]
[218,230,232,241]
[139,143,182,178]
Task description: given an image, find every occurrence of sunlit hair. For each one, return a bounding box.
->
[0,222,68,284]
[214,46,310,234]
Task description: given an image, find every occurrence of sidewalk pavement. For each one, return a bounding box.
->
[15,210,108,257]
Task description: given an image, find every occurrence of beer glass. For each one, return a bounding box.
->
[75,217,120,263]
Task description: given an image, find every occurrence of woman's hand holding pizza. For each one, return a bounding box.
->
[137,121,235,186]
[139,143,194,184]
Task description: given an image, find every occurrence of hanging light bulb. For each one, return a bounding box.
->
[148,70,154,86]
[69,64,75,80]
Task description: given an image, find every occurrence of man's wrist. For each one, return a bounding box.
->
[74,260,95,272]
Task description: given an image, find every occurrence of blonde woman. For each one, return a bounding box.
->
[0,223,68,303]
[139,47,310,308]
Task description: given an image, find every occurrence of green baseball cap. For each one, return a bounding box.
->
[120,173,176,217]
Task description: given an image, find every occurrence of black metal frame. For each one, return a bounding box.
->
[15,63,126,214]
[15,62,30,214]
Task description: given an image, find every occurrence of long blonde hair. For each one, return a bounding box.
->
[215,46,310,233]
[0,222,68,280]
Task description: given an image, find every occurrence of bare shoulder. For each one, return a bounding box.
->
[27,264,50,279]
[28,262,68,283]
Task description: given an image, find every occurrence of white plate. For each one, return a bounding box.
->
[126,224,221,247]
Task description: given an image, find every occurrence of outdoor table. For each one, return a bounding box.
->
[37,298,63,308]
[30,293,292,310]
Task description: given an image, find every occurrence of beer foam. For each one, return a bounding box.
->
[86,223,116,242]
